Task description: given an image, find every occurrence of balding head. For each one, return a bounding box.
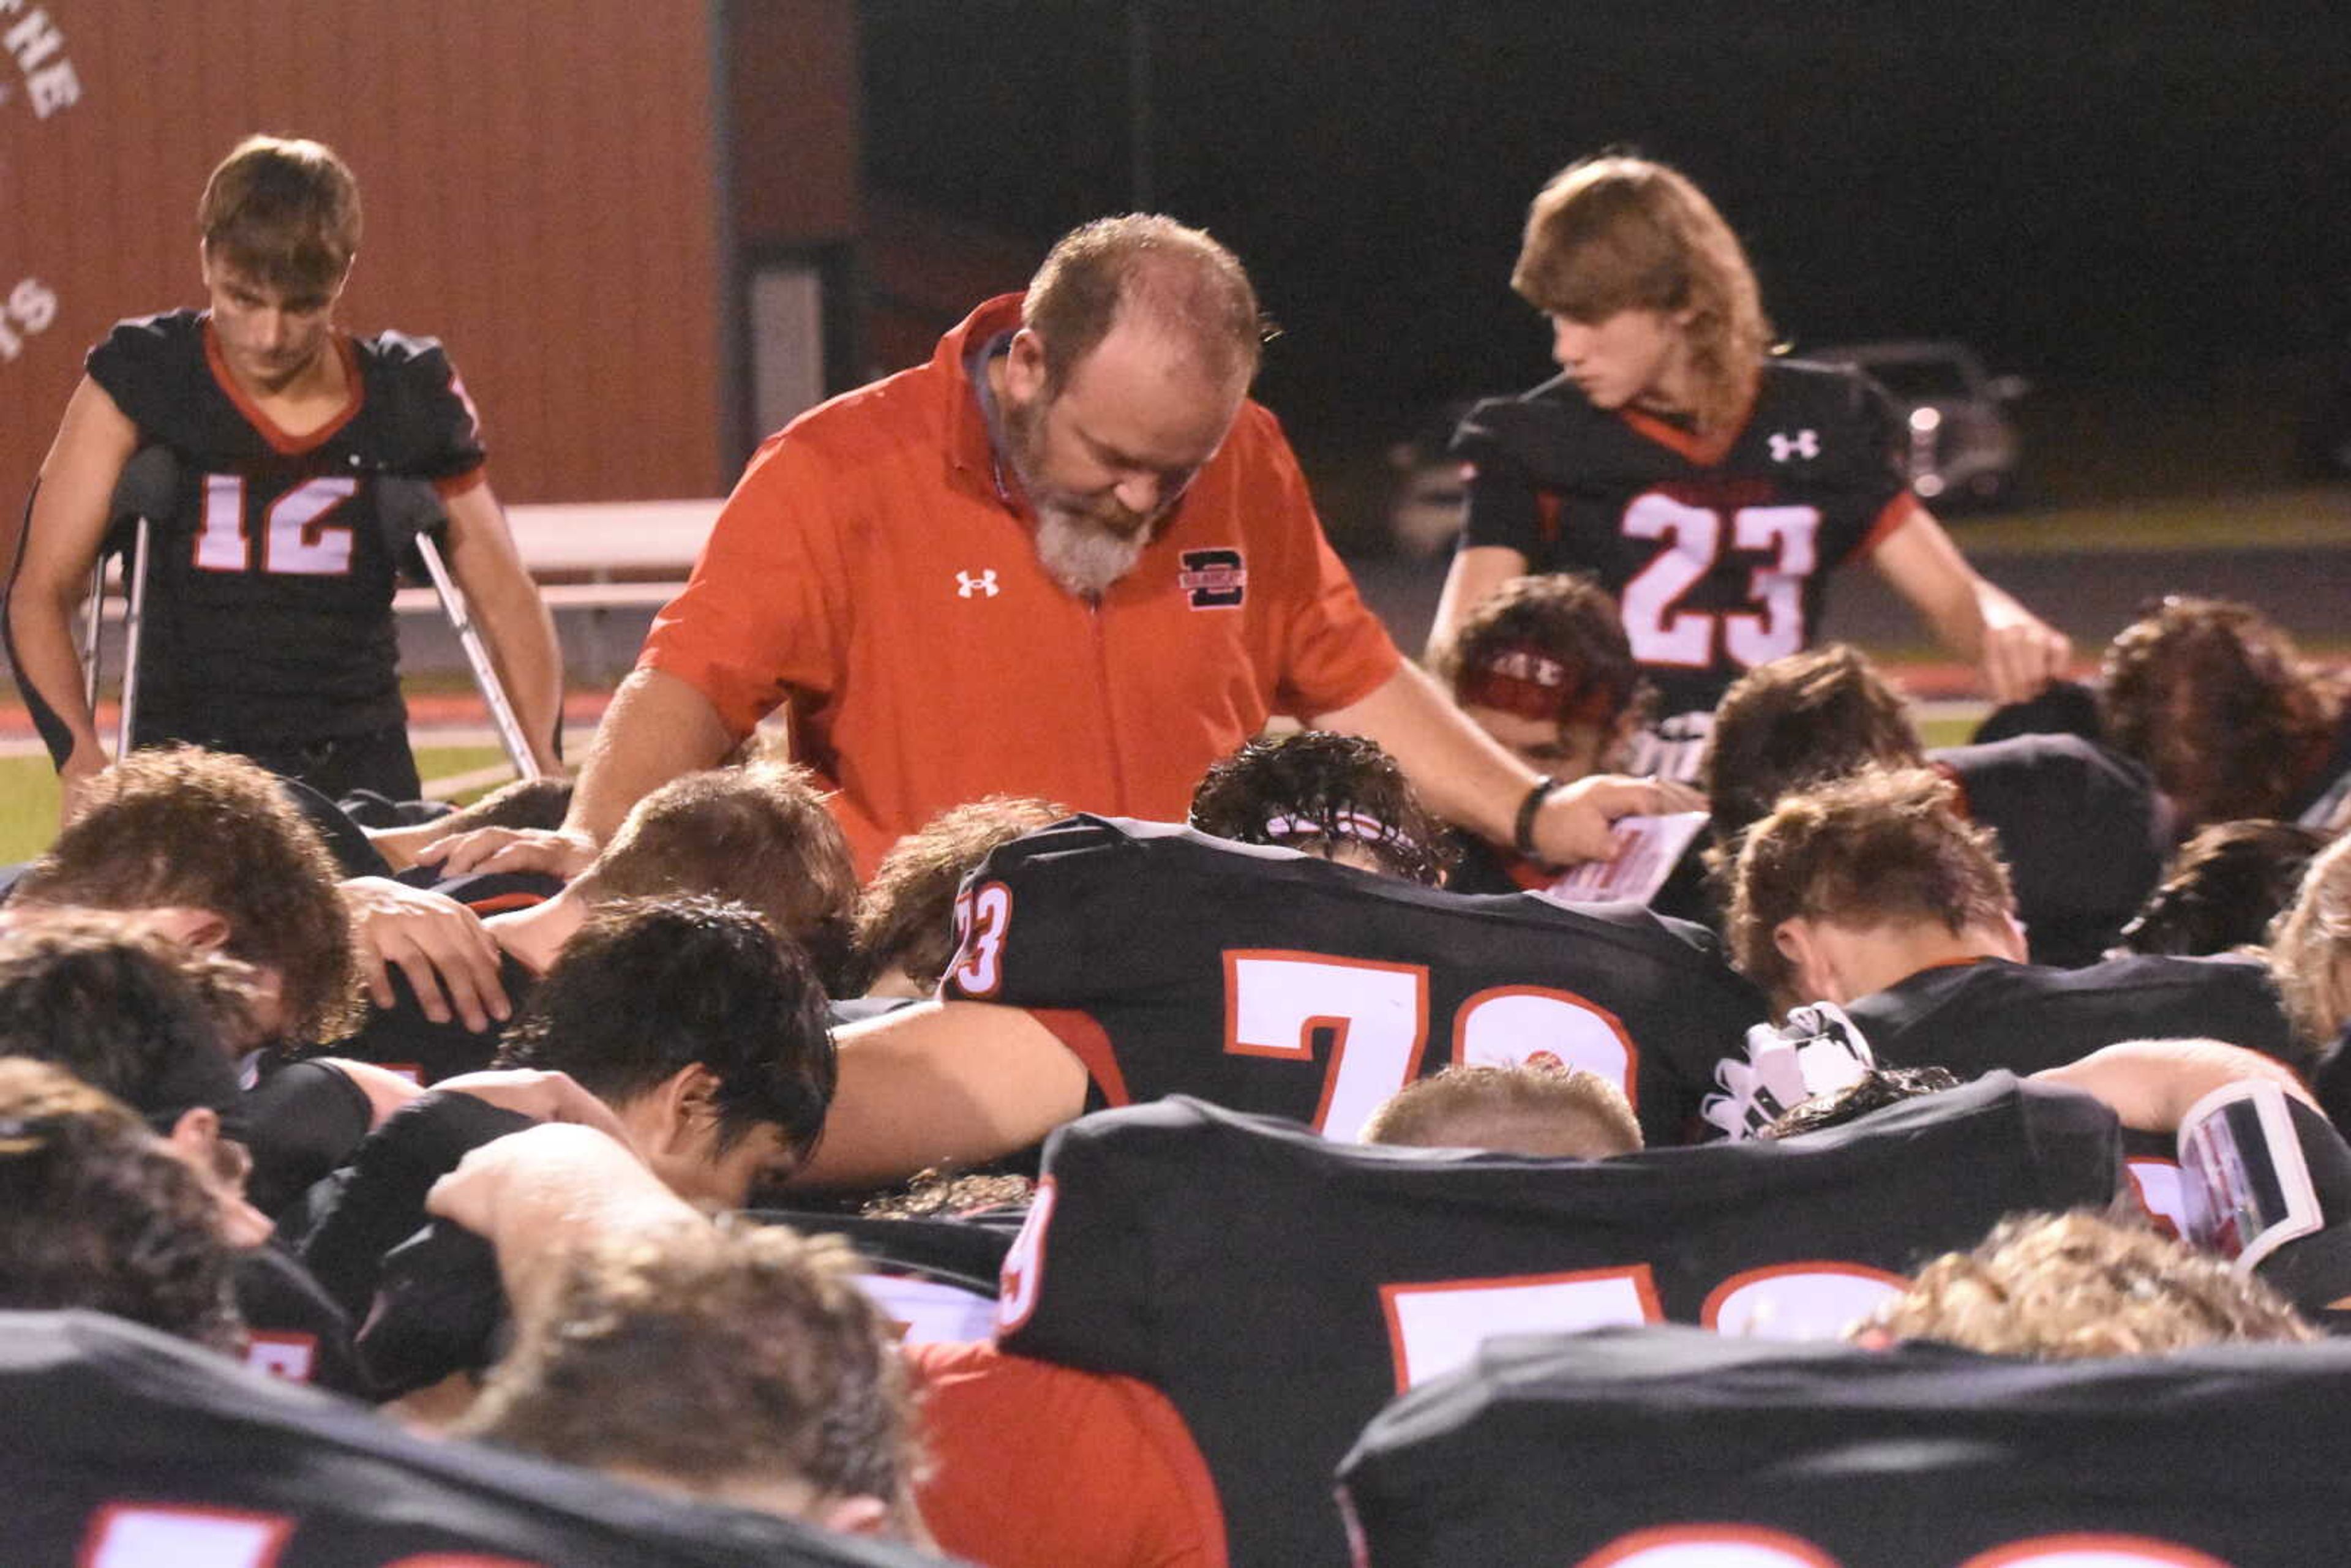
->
[1021,214,1264,392]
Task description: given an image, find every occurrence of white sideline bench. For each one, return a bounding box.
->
[410,497,722,612]
[498,498,724,580]
[88,498,726,614]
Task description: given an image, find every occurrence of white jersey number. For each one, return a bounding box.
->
[1223,953,1636,1139]
[1619,493,1822,671]
[192,473,359,577]
[1575,1528,2230,1567]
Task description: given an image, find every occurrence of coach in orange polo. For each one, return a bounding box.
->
[428,216,1684,883]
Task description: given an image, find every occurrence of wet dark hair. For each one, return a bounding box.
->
[498,896,835,1161]
[0,915,253,1136]
[2119,819,2328,958]
[1190,730,1453,886]
[0,1057,242,1352]
[1729,766,2012,1006]
[1704,644,1922,852]
[2100,596,2340,828]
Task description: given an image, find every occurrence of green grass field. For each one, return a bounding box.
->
[0,744,515,865]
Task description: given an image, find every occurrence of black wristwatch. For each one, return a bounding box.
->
[1512,774,1558,860]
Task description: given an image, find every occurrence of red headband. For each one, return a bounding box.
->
[1458,640,1621,729]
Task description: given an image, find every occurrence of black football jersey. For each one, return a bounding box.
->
[1454,358,1911,718]
[939,816,1768,1146]
[999,1078,2120,1568]
[0,1310,934,1567]
[85,310,484,750]
[326,950,539,1084]
[1847,951,2293,1074]
[1341,1326,2351,1568]
[234,1245,362,1397]
[1933,732,2167,969]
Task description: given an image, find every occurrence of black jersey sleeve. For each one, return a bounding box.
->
[1840,364,1913,505]
[1449,397,1560,561]
[366,331,487,484]
[0,1310,942,1567]
[84,310,210,446]
[294,1092,532,1316]
[1935,735,2166,967]
[2194,956,2300,1060]
[241,1060,377,1223]
[936,818,1138,1024]
[1341,1326,2351,1568]
[2203,1093,2351,1325]
[994,1098,1187,1379]
[233,1245,365,1396]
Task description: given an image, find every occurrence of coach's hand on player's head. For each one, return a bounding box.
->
[1978,601,2073,705]
[1529,773,1703,867]
[336,875,512,1032]
[412,824,599,882]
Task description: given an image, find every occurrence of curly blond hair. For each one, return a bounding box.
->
[2268,833,2351,1056]
[462,1223,917,1512]
[1861,1209,2315,1357]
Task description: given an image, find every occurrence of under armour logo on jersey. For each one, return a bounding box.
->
[956,569,1000,599]
[1768,429,1821,462]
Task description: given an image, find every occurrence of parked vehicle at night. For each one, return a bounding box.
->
[1807,340,2029,509]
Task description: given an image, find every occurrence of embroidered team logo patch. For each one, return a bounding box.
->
[1179,547,1247,609]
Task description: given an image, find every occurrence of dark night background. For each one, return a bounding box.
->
[860,2,2350,508]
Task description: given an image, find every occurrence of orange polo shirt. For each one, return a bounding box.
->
[907,1340,1228,1568]
[640,296,1402,874]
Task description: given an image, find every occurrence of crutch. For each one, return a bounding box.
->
[84,446,179,756]
[374,478,547,781]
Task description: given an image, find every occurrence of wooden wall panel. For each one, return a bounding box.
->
[1,1,735,514]
[727,0,859,247]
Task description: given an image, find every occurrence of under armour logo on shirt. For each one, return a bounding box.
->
[956,569,1000,598]
[1768,429,1821,462]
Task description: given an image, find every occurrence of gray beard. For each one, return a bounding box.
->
[1034,505,1150,599]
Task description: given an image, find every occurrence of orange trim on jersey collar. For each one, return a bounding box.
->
[1927,756,1974,820]
[1909,954,2006,977]
[1618,383,1757,467]
[201,317,366,456]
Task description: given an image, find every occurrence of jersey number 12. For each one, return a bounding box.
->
[192,473,359,577]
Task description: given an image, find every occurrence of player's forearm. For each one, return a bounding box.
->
[561,666,736,845]
[1316,661,1535,844]
[3,577,107,771]
[2033,1038,2317,1133]
[1870,511,1994,664]
[471,582,566,768]
[792,1002,1092,1190]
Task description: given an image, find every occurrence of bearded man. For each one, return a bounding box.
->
[426,216,1684,880]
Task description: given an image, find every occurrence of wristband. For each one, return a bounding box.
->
[1512,774,1558,860]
